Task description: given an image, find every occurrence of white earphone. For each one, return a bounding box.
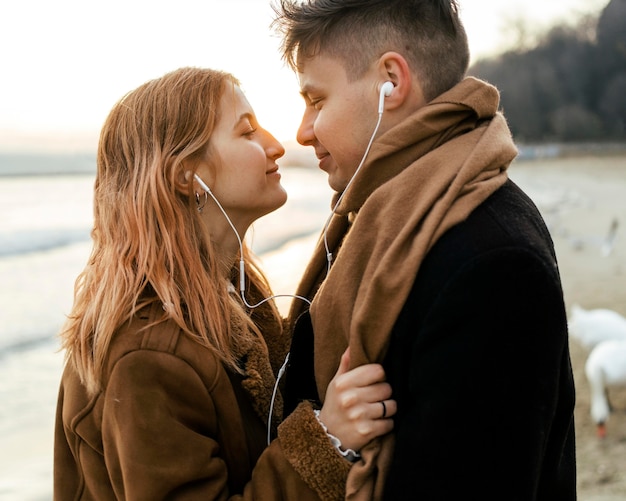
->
[322,80,395,270]
[193,173,305,445]
[378,81,394,114]
[193,173,312,309]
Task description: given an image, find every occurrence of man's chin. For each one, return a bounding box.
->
[328,177,348,193]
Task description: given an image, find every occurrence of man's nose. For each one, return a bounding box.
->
[296,109,316,146]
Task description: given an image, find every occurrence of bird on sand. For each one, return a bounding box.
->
[584,339,626,438]
[568,304,626,350]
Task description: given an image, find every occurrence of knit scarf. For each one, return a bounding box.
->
[288,77,518,499]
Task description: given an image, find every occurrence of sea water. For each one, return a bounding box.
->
[0,153,330,500]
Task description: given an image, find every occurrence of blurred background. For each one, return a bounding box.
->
[0,0,624,499]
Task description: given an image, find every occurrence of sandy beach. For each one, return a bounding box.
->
[508,153,626,500]
[1,152,625,500]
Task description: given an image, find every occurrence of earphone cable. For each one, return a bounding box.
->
[193,174,311,309]
[321,109,384,273]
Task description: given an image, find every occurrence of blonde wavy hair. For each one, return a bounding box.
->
[61,67,279,395]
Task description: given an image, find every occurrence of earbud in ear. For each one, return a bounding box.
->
[378,81,395,114]
[194,173,213,194]
[381,81,394,97]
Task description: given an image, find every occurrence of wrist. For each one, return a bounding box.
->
[313,409,361,463]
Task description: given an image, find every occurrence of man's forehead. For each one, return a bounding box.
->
[297,54,347,91]
[297,75,317,95]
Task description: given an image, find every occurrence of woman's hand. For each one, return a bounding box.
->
[319,348,396,452]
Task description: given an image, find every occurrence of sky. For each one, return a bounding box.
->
[0,0,608,151]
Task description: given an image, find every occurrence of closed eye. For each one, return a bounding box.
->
[310,99,323,110]
[243,125,257,137]
[236,112,259,138]
[300,88,323,110]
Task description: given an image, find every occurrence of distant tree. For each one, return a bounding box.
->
[469,0,626,142]
[498,15,536,53]
[599,72,626,135]
[535,23,597,109]
[550,104,604,141]
[597,0,626,74]
[473,54,549,141]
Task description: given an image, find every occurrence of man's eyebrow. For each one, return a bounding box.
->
[299,84,316,99]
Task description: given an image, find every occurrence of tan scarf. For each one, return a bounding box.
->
[288,77,518,499]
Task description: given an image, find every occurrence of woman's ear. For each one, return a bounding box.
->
[173,157,213,196]
[377,51,426,110]
[172,160,193,196]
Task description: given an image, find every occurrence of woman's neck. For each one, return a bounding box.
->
[205,216,249,279]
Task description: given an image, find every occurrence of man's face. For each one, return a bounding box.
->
[297,54,380,192]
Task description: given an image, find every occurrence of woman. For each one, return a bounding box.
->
[53,67,395,500]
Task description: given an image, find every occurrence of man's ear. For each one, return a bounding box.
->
[376,51,426,110]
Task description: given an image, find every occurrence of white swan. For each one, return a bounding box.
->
[568,304,626,350]
[584,339,626,438]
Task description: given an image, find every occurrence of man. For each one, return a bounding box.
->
[272,0,576,499]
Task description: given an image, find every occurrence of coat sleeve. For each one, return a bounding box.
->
[103,350,350,501]
[383,248,574,500]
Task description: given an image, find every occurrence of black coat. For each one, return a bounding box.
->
[286,180,576,500]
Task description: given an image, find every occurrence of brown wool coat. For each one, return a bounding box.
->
[54,299,351,500]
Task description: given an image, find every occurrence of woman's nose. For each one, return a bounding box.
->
[266,131,285,160]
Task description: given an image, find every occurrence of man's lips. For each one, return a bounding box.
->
[316,151,331,170]
[315,150,330,161]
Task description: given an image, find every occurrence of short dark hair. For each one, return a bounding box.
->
[272,0,470,101]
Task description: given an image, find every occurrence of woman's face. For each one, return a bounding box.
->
[197,85,287,231]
